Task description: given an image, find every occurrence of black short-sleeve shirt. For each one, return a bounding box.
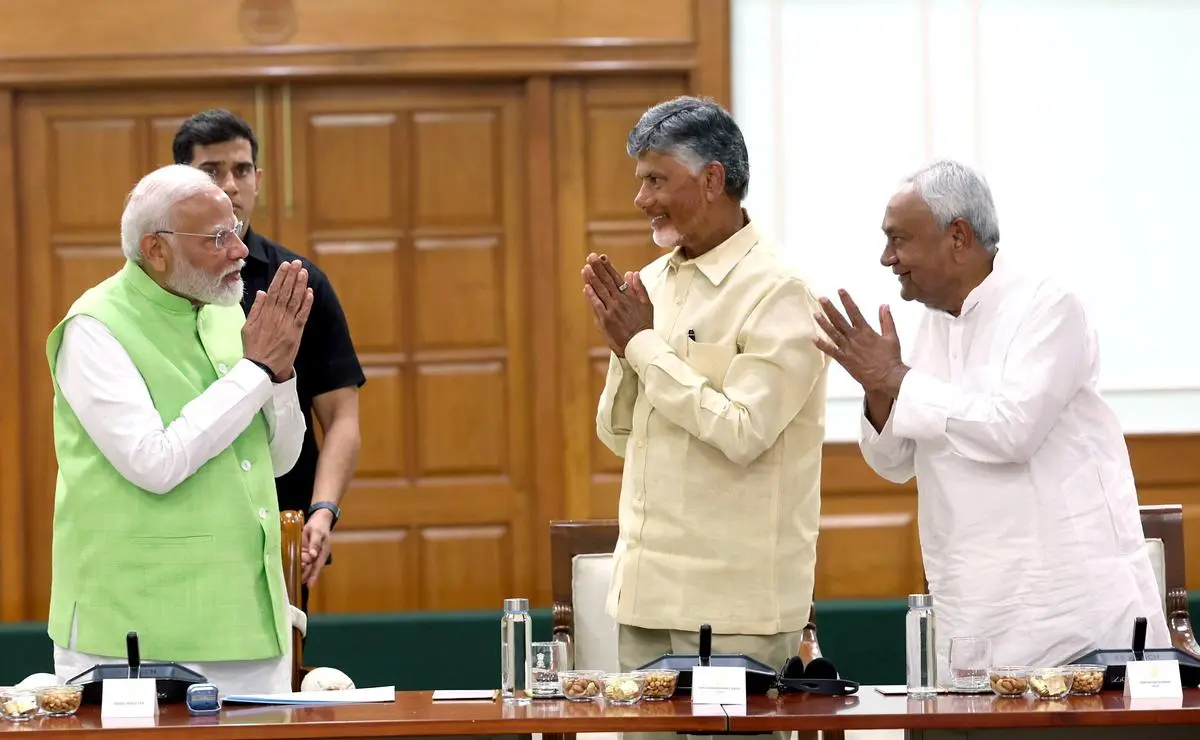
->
[240,228,366,515]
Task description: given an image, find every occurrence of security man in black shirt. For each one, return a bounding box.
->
[173,109,365,613]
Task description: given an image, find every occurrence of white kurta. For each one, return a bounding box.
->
[50,314,306,696]
[860,253,1169,676]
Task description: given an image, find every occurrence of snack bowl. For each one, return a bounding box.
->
[0,687,40,721]
[987,666,1030,697]
[558,670,605,702]
[635,669,679,701]
[37,684,83,717]
[1065,664,1106,695]
[601,672,646,705]
[1027,667,1073,700]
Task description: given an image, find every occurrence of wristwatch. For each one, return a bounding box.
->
[247,359,283,383]
[307,501,341,529]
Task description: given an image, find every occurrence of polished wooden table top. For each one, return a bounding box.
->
[0,691,726,739]
[4,688,1200,737]
[727,688,1200,731]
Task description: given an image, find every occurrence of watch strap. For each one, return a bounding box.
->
[248,359,280,383]
[308,501,341,527]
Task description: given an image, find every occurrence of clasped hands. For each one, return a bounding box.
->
[242,260,314,381]
[813,289,909,398]
[581,253,653,357]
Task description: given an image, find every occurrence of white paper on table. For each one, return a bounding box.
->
[223,685,396,705]
[431,689,498,701]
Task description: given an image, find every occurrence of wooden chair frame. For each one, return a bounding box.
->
[281,510,309,691]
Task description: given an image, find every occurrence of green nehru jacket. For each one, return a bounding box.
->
[45,260,289,662]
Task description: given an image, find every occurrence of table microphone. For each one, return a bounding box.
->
[127,631,141,679]
[698,623,712,667]
[1131,616,1147,661]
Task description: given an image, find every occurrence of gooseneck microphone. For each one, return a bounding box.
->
[126,631,141,679]
[698,623,712,667]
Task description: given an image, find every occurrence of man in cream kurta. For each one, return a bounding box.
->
[815,159,1169,680]
[582,98,828,735]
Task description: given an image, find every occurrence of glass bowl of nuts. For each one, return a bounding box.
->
[0,687,41,721]
[987,666,1030,697]
[37,684,84,717]
[1027,667,1073,700]
[559,670,605,702]
[601,672,646,705]
[635,669,679,701]
[1066,664,1106,696]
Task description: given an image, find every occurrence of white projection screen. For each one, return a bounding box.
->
[731,0,1200,442]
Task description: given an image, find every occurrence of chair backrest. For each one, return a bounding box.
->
[1139,504,1186,614]
[550,519,619,670]
[1145,537,1167,607]
[572,553,620,672]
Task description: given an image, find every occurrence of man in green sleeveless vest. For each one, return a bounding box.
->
[46,164,314,696]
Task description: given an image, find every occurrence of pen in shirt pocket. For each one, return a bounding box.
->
[687,329,696,342]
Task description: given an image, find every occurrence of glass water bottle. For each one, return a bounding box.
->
[905,593,938,697]
[500,597,532,704]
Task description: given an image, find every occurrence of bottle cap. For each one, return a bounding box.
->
[503,598,529,613]
[908,593,932,608]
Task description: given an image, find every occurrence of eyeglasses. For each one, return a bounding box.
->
[155,220,245,250]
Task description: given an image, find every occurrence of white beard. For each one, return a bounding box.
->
[165,258,245,307]
[651,221,681,248]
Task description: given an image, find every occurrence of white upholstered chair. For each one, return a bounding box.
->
[549,520,837,740]
[1138,504,1200,658]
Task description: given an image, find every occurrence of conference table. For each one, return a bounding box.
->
[3,689,1200,739]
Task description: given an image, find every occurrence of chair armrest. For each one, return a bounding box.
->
[798,605,822,663]
[799,623,822,664]
[289,604,308,639]
[552,601,576,668]
[1167,587,1200,660]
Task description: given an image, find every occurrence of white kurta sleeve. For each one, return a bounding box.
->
[623,278,827,468]
[889,285,1090,465]
[859,401,916,483]
[55,315,276,494]
[596,355,639,458]
[260,374,307,476]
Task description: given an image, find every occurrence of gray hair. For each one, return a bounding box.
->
[120,164,224,263]
[901,159,1000,253]
[626,96,750,200]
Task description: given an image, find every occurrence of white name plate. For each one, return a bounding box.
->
[101,677,159,718]
[1124,659,1183,700]
[691,665,747,706]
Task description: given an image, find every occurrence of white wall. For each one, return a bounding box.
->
[731,0,1200,442]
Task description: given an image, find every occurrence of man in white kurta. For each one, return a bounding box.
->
[813,159,1169,677]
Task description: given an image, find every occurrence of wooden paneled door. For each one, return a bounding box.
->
[272,82,534,614]
[13,82,536,617]
[14,87,269,620]
[551,76,689,523]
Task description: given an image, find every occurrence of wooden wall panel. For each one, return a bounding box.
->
[0,89,23,622]
[0,0,697,58]
[267,83,536,614]
[0,0,723,86]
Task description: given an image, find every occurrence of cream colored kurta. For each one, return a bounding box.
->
[598,218,829,635]
[860,251,1170,676]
